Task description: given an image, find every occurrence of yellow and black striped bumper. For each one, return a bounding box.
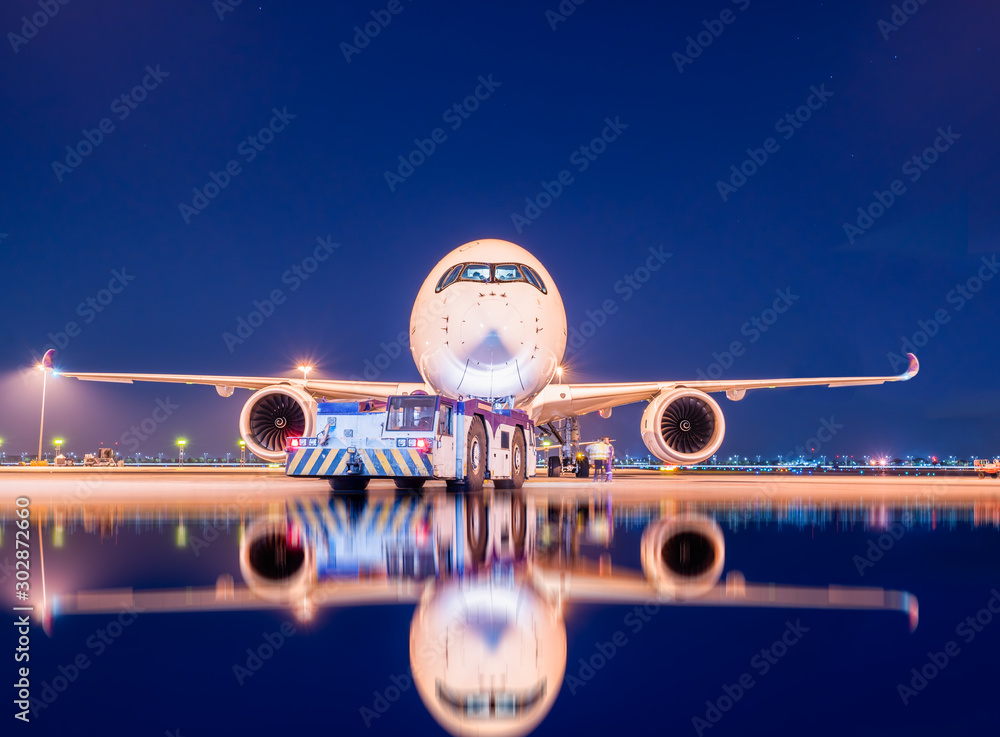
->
[286,447,434,477]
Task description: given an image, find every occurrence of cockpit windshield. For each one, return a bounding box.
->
[436,680,547,719]
[434,263,547,294]
[493,264,522,281]
[461,264,490,281]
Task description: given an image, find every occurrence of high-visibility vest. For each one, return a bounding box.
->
[588,442,609,461]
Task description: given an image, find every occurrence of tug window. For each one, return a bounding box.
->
[438,403,453,436]
[386,396,438,431]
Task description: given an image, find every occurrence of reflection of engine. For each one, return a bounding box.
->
[410,579,565,737]
[640,515,725,600]
[239,519,314,603]
[239,385,317,462]
[640,388,725,464]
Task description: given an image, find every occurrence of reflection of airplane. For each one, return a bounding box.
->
[52,239,919,466]
[49,491,918,737]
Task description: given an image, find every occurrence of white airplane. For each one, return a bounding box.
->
[54,239,919,466]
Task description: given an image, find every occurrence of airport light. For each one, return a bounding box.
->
[177,438,187,465]
[36,355,53,463]
[298,364,313,381]
[556,366,563,384]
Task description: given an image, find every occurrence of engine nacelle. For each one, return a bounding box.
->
[641,388,725,465]
[239,518,314,604]
[239,385,317,463]
[640,515,725,600]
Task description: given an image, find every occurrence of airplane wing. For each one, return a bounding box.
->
[45,343,425,401]
[56,370,426,402]
[528,353,919,423]
[46,578,424,627]
[533,566,919,631]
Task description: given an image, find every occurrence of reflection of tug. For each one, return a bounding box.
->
[51,493,919,737]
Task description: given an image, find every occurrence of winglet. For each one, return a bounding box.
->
[901,353,919,381]
[907,592,920,632]
[41,349,55,371]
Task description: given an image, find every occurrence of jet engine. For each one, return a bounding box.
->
[640,388,725,464]
[239,385,317,462]
[640,515,725,600]
[239,519,313,603]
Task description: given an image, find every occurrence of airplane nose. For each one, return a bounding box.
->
[460,299,525,366]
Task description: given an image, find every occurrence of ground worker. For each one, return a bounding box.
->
[587,437,609,482]
[605,438,615,482]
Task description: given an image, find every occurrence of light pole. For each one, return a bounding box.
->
[177,438,186,465]
[556,366,563,384]
[239,439,246,466]
[36,349,56,463]
[298,364,312,383]
[54,438,64,460]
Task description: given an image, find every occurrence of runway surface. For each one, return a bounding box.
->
[1,467,997,507]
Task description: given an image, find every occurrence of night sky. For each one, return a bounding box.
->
[1,0,998,460]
